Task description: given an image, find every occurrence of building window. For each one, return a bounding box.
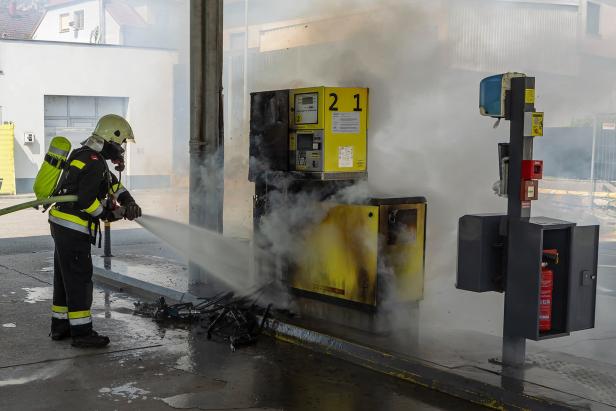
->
[59,13,70,33]
[587,2,600,36]
[73,10,84,30]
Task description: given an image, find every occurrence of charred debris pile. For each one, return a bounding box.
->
[134,291,274,351]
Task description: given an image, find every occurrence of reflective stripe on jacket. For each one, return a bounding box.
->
[49,207,96,235]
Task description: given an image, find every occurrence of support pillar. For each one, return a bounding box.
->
[189,0,224,285]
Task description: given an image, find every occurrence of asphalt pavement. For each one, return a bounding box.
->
[0,230,482,411]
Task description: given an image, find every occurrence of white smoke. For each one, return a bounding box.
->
[139,0,616,334]
[218,0,616,334]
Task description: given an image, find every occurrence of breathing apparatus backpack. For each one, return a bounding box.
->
[33,136,72,200]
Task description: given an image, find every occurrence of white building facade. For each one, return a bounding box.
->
[0,39,177,193]
[34,0,113,44]
[32,0,154,45]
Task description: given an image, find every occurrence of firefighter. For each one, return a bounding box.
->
[49,114,142,348]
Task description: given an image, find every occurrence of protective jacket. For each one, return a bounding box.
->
[48,146,134,242]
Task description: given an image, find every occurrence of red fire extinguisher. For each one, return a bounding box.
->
[539,249,559,332]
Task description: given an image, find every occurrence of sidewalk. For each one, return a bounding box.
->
[93,242,616,411]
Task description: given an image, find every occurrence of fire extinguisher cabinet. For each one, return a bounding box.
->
[505,217,599,341]
[457,74,600,365]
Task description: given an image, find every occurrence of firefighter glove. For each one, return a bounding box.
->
[124,202,142,221]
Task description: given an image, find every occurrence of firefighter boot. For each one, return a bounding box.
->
[71,330,110,348]
[50,318,70,341]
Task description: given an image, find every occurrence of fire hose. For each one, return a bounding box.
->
[0,195,78,217]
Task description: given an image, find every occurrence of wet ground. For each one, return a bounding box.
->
[5,184,616,409]
[88,226,616,409]
[0,234,481,411]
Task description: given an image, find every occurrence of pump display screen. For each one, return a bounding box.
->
[297,133,315,151]
[295,92,318,124]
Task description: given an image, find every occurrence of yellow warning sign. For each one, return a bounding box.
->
[531,112,543,137]
[525,89,535,104]
[0,123,16,195]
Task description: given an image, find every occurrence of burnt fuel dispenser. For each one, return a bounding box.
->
[456,74,599,366]
[249,87,427,314]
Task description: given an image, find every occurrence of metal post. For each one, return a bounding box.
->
[104,290,111,319]
[502,76,536,367]
[501,334,526,367]
[590,115,597,209]
[505,77,534,221]
[103,221,112,270]
[103,221,112,257]
[189,0,224,285]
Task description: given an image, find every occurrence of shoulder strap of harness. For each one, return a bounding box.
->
[42,146,93,213]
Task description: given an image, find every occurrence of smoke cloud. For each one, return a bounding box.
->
[232,0,506,296]
[138,0,616,335]
[216,0,616,334]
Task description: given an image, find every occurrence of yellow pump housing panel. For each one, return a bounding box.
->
[289,87,368,179]
[291,198,426,306]
[292,204,380,305]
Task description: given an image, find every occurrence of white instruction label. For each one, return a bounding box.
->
[332,112,360,134]
[338,146,354,168]
[603,122,616,131]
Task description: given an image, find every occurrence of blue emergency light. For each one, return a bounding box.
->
[479,72,526,118]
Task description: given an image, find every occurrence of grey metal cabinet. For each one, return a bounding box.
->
[457,215,599,341]
[567,225,599,332]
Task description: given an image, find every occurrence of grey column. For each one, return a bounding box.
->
[189,0,224,285]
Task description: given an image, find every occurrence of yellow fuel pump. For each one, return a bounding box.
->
[289,87,368,178]
[249,86,426,309]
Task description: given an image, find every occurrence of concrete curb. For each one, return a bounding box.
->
[93,266,596,411]
[93,266,199,304]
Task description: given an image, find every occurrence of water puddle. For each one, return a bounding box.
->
[98,382,151,401]
[0,363,66,387]
[22,287,53,304]
[161,391,278,410]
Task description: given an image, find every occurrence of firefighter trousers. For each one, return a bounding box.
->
[50,222,94,337]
